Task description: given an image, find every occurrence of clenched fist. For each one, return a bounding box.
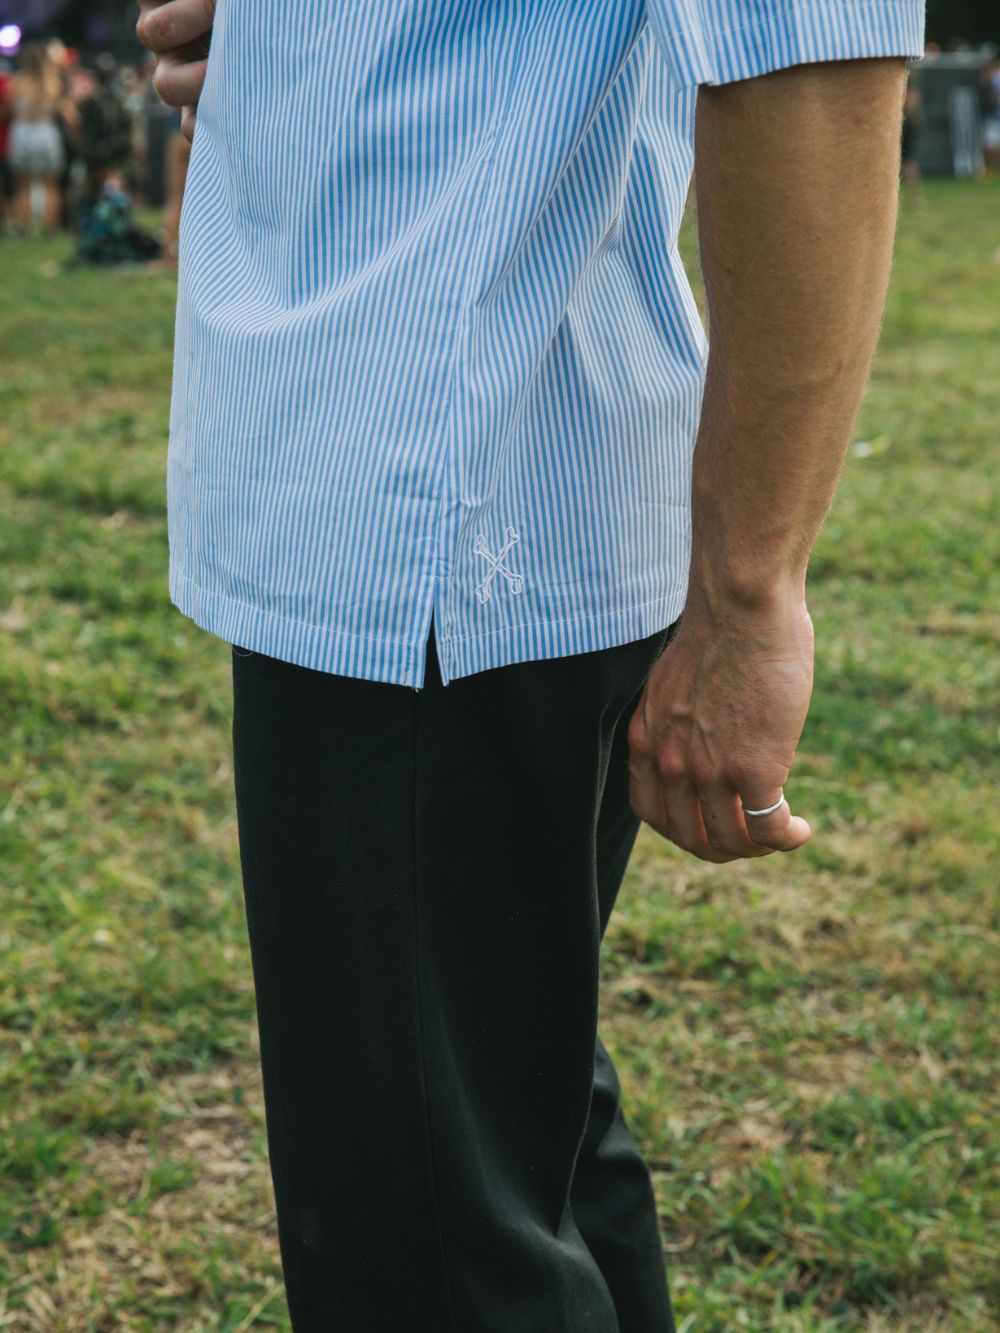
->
[135,0,216,143]
[627,592,815,862]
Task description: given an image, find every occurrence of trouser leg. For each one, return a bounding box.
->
[569,690,677,1333]
[230,620,677,1332]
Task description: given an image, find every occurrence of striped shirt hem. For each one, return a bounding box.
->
[169,564,689,688]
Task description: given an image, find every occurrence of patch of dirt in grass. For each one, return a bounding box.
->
[790,1037,877,1081]
[3,388,155,435]
[861,1294,987,1331]
[3,1060,282,1331]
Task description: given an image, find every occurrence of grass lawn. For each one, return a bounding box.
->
[1,179,998,1331]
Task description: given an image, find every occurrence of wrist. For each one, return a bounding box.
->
[685,557,807,622]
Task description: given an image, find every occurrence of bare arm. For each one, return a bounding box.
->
[628,58,907,862]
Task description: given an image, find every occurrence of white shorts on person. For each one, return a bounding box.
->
[9,119,64,177]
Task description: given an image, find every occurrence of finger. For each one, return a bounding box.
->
[628,747,736,864]
[698,782,775,859]
[659,776,741,863]
[628,749,669,836]
[137,0,216,54]
[740,792,812,852]
[180,104,198,143]
[153,49,209,107]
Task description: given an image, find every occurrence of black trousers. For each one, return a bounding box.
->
[230,618,680,1333]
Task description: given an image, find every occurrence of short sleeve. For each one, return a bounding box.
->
[646,1,927,89]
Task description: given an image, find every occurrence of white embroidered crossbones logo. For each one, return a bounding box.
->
[474,526,523,603]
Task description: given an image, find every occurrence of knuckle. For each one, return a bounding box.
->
[140,10,167,47]
[654,750,684,783]
[136,15,156,49]
[729,765,760,793]
[151,65,172,101]
[626,715,647,755]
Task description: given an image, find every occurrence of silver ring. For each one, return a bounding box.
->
[741,793,787,818]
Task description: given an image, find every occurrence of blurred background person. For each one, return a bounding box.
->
[73,160,162,266]
[78,51,131,208]
[118,60,148,204]
[901,66,925,207]
[981,55,1000,172]
[159,105,189,264]
[7,40,65,236]
[0,55,13,232]
[62,60,96,223]
[50,42,83,232]
[69,48,163,268]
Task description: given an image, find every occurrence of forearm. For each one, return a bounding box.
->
[687,58,907,617]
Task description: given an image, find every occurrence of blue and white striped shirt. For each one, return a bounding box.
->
[169,1,924,686]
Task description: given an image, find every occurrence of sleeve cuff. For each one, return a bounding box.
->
[651,2,927,90]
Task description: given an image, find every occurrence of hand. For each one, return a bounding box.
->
[136,0,216,144]
[627,592,815,862]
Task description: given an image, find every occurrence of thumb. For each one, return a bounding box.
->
[742,793,811,852]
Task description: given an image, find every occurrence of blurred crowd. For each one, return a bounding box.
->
[0,37,189,265]
[898,44,1000,209]
[982,55,1000,167]
[2,32,999,264]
